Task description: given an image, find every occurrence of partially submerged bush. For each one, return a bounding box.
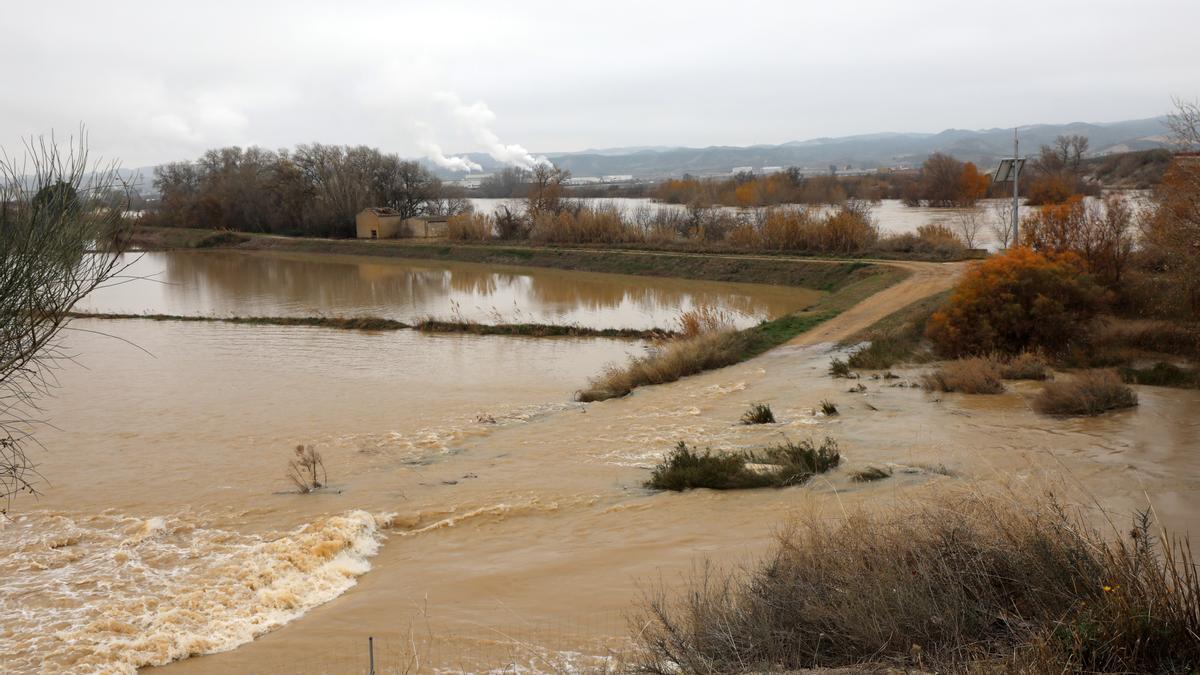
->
[634,493,1200,673]
[828,357,851,378]
[850,466,891,482]
[1122,361,1199,388]
[740,403,775,425]
[921,358,1005,394]
[1034,369,1138,416]
[997,351,1050,380]
[646,438,839,491]
[287,444,326,493]
[819,400,838,416]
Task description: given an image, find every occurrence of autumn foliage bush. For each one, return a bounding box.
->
[926,248,1103,357]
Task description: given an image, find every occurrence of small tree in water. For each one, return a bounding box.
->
[287,444,327,493]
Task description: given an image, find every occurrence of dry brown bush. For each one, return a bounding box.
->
[633,492,1200,673]
[445,213,492,241]
[1033,369,1138,416]
[997,351,1050,380]
[920,358,1005,394]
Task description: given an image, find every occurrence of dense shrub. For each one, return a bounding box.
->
[925,247,1103,357]
[1033,369,1138,416]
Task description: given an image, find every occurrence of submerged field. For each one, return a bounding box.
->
[3,247,1197,673]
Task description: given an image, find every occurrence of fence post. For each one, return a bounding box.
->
[368,636,375,675]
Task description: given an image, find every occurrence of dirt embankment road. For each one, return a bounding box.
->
[788,259,966,346]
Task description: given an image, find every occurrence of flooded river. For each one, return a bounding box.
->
[1,250,1196,673]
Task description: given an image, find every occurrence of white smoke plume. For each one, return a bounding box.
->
[413,121,482,172]
[419,140,482,173]
[433,92,551,170]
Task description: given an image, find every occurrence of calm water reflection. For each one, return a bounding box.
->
[82,250,821,329]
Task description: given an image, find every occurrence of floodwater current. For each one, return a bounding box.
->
[1,250,1196,673]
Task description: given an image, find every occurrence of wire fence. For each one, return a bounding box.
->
[250,610,639,674]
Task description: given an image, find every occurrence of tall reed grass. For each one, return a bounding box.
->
[633,492,1200,673]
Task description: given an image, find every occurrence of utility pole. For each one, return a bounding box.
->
[993,130,1026,249]
[1012,129,1020,246]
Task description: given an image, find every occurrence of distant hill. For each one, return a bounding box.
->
[416,117,1170,180]
[527,117,1171,179]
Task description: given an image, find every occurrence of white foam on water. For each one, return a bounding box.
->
[0,509,388,673]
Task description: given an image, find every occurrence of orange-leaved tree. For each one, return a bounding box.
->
[926,247,1103,356]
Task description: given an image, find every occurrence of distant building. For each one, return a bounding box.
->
[403,214,450,238]
[356,208,450,239]
[601,175,634,183]
[564,176,602,185]
[356,207,404,239]
[762,166,784,174]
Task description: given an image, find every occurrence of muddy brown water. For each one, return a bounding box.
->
[2,251,1196,673]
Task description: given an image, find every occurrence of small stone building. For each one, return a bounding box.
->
[355,207,405,239]
[403,215,450,238]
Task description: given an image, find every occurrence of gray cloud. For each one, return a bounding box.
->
[3,0,1197,166]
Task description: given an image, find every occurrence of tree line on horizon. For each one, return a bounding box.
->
[143,144,472,237]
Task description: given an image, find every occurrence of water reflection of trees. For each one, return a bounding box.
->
[153,252,795,324]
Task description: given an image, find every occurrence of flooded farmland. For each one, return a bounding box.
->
[2,250,1196,674]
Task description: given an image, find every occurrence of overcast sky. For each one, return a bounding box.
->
[3,0,1198,167]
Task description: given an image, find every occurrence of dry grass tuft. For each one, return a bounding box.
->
[1033,369,1139,416]
[675,305,737,339]
[819,399,838,416]
[921,358,1005,394]
[633,492,1200,673]
[578,331,746,402]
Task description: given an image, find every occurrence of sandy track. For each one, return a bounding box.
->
[788,259,966,347]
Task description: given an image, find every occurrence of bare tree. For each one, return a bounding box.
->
[0,132,133,512]
[526,164,570,217]
[987,200,1014,249]
[952,209,985,249]
[1166,96,1200,151]
[1054,134,1090,172]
